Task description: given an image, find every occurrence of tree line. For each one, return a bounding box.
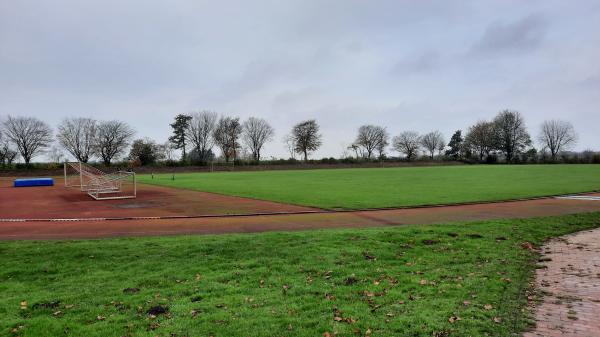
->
[0,109,586,167]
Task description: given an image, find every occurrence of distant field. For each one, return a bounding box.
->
[2,213,600,336]
[139,165,600,209]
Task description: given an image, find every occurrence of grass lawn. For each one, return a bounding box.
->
[139,164,600,209]
[2,212,600,337]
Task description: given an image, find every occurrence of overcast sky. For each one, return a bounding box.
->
[1,0,599,160]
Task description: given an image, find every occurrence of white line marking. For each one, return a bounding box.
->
[556,195,600,201]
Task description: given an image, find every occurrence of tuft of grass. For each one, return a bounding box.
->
[1,212,600,336]
[138,164,600,209]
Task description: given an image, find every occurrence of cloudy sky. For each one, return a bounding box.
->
[1,0,599,160]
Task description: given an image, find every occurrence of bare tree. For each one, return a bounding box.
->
[0,131,18,166]
[242,117,275,162]
[538,120,577,161]
[186,111,217,163]
[160,141,176,161]
[465,121,495,161]
[420,130,445,159]
[213,116,242,162]
[492,110,531,163]
[347,143,360,159]
[376,130,390,160]
[94,120,135,166]
[354,125,389,160]
[283,133,297,160]
[392,131,421,161]
[47,146,65,163]
[56,117,97,163]
[1,116,53,165]
[292,119,322,161]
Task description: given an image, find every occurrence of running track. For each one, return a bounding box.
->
[2,194,599,240]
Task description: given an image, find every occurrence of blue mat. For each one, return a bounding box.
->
[14,178,54,187]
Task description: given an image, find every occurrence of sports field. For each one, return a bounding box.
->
[2,213,599,337]
[139,165,600,209]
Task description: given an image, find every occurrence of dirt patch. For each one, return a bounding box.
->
[147,305,168,316]
[114,202,162,209]
[0,177,317,220]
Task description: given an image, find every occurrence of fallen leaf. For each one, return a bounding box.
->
[448,316,462,323]
[97,315,105,321]
[493,317,502,323]
[363,252,376,260]
[20,301,27,310]
[484,304,493,310]
[521,242,535,251]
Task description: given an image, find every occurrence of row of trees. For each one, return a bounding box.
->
[0,116,136,165]
[346,110,578,163]
[168,112,323,163]
[0,109,581,166]
[462,110,576,162]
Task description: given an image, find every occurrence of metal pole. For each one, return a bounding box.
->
[79,162,84,191]
[64,162,67,187]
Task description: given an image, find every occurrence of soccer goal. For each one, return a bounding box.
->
[64,162,137,200]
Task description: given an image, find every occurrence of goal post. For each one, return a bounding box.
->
[64,161,137,200]
[64,162,84,189]
[87,171,137,200]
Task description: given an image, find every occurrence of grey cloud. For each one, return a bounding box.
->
[472,14,546,54]
[1,0,599,161]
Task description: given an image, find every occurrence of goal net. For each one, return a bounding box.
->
[64,162,136,200]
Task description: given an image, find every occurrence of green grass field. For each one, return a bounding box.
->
[2,213,599,337]
[139,165,600,209]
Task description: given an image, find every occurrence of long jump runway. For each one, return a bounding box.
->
[1,178,599,240]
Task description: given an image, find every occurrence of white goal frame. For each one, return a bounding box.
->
[64,162,137,200]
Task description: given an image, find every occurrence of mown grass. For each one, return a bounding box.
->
[2,212,600,337]
[138,164,600,209]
